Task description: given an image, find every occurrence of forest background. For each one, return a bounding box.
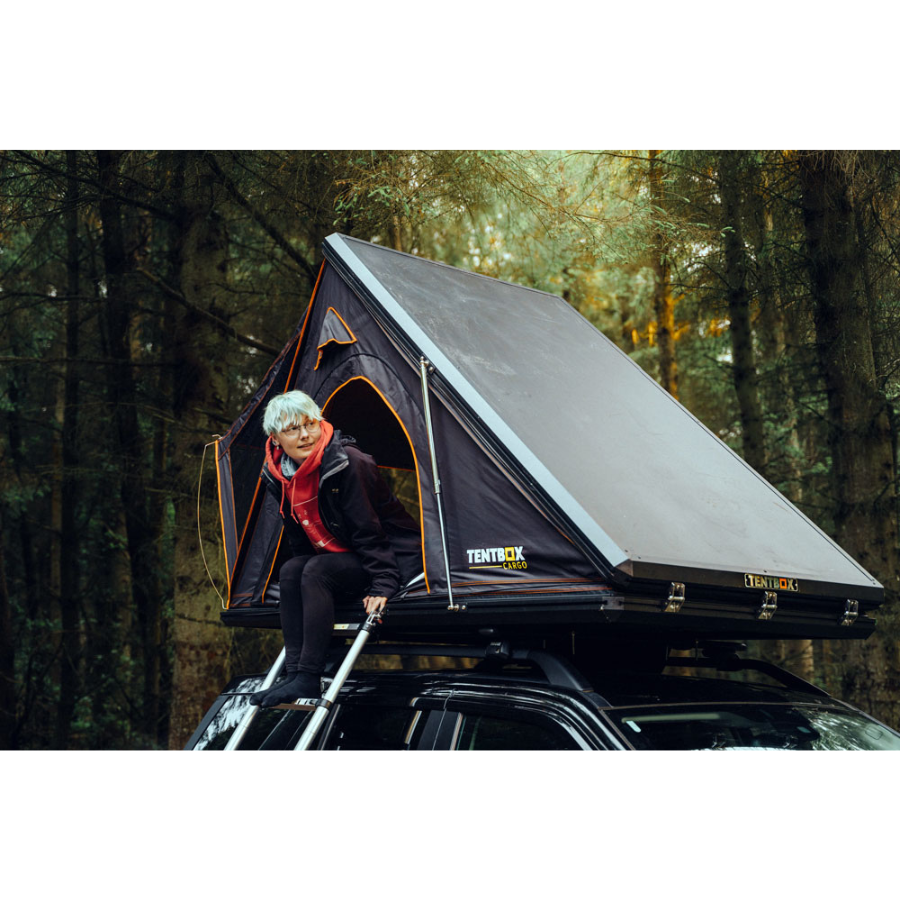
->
[1,148,899,750]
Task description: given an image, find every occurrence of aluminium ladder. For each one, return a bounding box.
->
[221,610,382,751]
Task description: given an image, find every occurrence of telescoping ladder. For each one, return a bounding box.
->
[222,610,383,751]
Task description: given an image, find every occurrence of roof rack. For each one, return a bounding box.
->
[353,636,831,700]
[665,653,830,698]
[350,640,593,692]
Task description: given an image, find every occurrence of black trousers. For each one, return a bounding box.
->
[278,553,368,675]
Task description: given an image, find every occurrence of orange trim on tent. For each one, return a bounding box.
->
[228,452,239,565]
[322,375,431,594]
[233,475,264,582]
[235,491,272,602]
[445,583,608,595]
[225,262,326,600]
[215,439,233,603]
[285,261,326,391]
[449,577,598,588]
[314,307,358,370]
[260,530,285,605]
[489,586,609,595]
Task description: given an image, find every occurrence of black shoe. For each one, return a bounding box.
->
[254,672,322,709]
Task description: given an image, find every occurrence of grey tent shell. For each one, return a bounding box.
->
[215,234,882,641]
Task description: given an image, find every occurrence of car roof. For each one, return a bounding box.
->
[338,667,843,711]
[222,664,844,711]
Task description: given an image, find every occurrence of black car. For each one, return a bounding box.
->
[186,637,900,751]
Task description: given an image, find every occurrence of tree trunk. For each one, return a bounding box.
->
[772,638,815,684]
[752,162,804,500]
[3,367,42,747]
[719,151,766,474]
[648,151,678,397]
[167,152,233,749]
[5,377,39,621]
[53,150,83,749]
[97,150,162,744]
[391,215,403,252]
[797,150,900,726]
[0,542,13,749]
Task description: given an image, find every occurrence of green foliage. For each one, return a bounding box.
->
[3,149,900,746]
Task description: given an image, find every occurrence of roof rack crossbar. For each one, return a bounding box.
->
[512,649,593,692]
[356,642,592,692]
[359,643,490,659]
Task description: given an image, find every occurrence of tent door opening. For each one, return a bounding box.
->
[321,375,422,530]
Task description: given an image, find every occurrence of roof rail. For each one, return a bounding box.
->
[351,641,593,692]
[666,653,830,698]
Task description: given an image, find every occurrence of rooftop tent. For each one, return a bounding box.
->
[215,234,883,641]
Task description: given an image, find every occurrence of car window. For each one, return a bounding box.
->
[323,704,421,750]
[454,713,581,750]
[191,695,312,750]
[605,704,900,750]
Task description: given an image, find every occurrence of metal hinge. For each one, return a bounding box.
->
[757,591,778,620]
[664,582,686,613]
[840,599,859,627]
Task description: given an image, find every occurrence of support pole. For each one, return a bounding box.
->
[294,611,382,751]
[419,357,459,611]
[221,646,287,751]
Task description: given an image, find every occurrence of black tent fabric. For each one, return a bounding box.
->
[214,235,883,641]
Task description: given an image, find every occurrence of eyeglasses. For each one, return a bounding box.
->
[281,420,321,436]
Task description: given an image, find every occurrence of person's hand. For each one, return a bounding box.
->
[363,595,388,617]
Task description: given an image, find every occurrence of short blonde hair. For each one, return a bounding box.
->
[262,390,322,436]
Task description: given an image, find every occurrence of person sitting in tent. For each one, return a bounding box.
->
[249,390,421,708]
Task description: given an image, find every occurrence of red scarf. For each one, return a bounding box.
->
[265,420,349,554]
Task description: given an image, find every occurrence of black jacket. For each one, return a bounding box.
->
[261,431,422,598]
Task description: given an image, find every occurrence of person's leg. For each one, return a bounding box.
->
[277,554,314,673]
[295,553,367,676]
[249,555,313,706]
[252,553,367,708]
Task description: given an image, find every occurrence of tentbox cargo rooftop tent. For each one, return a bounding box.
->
[214,234,882,641]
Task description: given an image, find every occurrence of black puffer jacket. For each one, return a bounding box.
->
[261,431,422,598]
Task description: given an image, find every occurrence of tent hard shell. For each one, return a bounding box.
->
[214,234,883,642]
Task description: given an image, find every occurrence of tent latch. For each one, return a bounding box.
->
[757,591,778,620]
[664,582,685,613]
[840,599,859,626]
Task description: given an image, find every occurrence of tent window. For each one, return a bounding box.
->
[315,307,358,370]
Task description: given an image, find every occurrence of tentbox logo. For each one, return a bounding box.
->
[466,546,528,570]
[744,573,799,592]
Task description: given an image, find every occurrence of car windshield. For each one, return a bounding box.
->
[604,704,900,750]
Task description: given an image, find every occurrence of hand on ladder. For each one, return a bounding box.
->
[362,595,387,617]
